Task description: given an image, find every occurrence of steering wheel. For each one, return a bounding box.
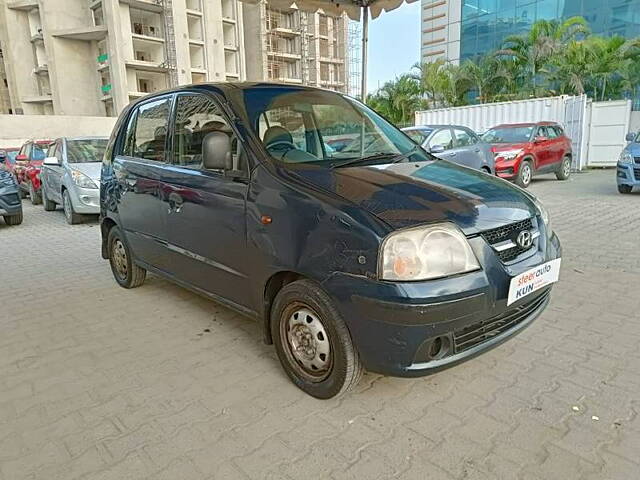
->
[267,140,296,151]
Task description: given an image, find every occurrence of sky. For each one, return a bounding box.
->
[365,1,421,93]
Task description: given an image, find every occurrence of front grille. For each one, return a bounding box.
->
[453,289,550,354]
[481,218,535,262]
[634,168,640,181]
[634,157,640,164]
[3,193,20,205]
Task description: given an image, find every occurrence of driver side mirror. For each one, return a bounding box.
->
[534,136,548,143]
[429,144,445,154]
[43,156,60,166]
[202,131,232,171]
[15,154,27,162]
[626,132,636,142]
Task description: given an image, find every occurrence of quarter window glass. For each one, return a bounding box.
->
[429,129,454,150]
[129,97,171,162]
[173,94,240,170]
[454,128,476,147]
[536,127,548,138]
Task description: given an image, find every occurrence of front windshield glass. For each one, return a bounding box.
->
[66,139,108,163]
[242,87,431,167]
[32,146,46,161]
[482,127,534,144]
[403,129,432,144]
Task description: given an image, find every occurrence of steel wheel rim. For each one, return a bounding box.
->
[522,164,531,185]
[63,192,72,220]
[112,239,128,280]
[280,304,332,382]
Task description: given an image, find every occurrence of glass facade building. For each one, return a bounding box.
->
[460,0,640,60]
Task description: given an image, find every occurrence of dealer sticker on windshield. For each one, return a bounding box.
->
[507,259,561,306]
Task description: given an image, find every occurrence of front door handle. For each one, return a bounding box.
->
[447,152,457,156]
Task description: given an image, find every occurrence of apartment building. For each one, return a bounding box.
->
[243,3,348,92]
[0,43,10,113]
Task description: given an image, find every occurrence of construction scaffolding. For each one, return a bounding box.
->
[347,20,361,98]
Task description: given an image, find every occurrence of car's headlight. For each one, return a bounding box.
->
[379,223,481,281]
[71,170,98,189]
[496,149,522,161]
[533,197,551,234]
[619,151,633,164]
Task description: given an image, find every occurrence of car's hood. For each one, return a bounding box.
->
[624,143,640,156]
[490,143,529,152]
[290,160,538,234]
[71,162,102,181]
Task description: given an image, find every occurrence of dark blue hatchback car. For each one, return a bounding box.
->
[100,83,562,398]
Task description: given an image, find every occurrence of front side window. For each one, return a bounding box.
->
[173,94,240,170]
[31,145,46,161]
[124,97,172,161]
[454,128,477,147]
[241,87,430,167]
[66,139,108,163]
[429,129,454,150]
[545,126,559,139]
[404,129,431,144]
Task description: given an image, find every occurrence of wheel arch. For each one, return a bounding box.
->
[262,270,306,344]
[100,217,118,259]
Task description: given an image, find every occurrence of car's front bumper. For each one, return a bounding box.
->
[495,157,520,179]
[0,190,22,216]
[616,162,640,188]
[322,231,561,377]
[68,184,100,214]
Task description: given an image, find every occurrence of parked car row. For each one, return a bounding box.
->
[0,137,107,225]
[402,121,573,188]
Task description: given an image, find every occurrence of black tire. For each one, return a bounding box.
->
[618,184,633,194]
[19,188,27,199]
[42,186,56,211]
[515,160,532,188]
[62,189,83,225]
[555,156,572,180]
[107,226,146,289]
[3,212,23,225]
[29,182,42,205]
[271,279,363,399]
[481,166,492,174]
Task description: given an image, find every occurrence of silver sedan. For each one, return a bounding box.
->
[40,137,108,224]
[402,125,495,173]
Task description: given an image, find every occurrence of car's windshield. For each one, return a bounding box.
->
[403,129,432,144]
[32,145,46,161]
[242,87,431,167]
[482,127,534,144]
[66,139,108,163]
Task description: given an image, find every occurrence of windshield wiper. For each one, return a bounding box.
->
[332,148,418,169]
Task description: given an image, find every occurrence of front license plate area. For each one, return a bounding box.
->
[508,259,561,306]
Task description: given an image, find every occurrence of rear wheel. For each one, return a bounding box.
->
[515,160,532,188]
[3,212,23,225]
[62,190,83,225]
[618,184,633,194]
[29,182,42,205]
[271,279,363,399]
[555,156,572,180]
[108,226,146,288]
[42,186,56,211]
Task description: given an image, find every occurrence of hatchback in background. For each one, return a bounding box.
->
[14,139,51,203]
[41,137,108,224]
[0,148,20,174]
[0,169,23,226]
[482,122,572,188]
[617,131,640,194]
[402,125,495,173]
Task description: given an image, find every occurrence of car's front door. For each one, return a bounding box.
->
[427,128,455,160]
[451,127,484,169]
[164,92,250,309]
[113,95,173,272]
[46,141,65,203]
[544,125,563,167]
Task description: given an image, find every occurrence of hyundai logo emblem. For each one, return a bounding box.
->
[516,230,533,249]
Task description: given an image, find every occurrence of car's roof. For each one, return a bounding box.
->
[403,125,471,130]
[61,136,109,141]
[491,122,559,128]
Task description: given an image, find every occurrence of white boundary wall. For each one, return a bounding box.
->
[415,95,633,169]
[0,115,117,148]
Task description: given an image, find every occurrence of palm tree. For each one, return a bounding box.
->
[460,56,510,103]
[582,36,640,100]
[496,16,590,95]
[412,59,447,108]
[367,74,426,125]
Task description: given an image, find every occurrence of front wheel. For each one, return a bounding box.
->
[3,212,23,225]
[29,182,42,205]
[62,190,83,225]
[555,156,572,180]
[618,184,633,194]
[42,186,56,211]
[271,279,363,399]
[515,160,532,188]
[107,226,146,289]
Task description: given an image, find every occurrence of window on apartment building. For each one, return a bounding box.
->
[122,96,172,162]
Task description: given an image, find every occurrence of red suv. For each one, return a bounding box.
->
[14,140,51,204]
[482,122,572,188]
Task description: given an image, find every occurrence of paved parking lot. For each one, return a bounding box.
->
[1,169,639,480]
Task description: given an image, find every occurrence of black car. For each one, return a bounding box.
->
[0,166,23,226]
[100,83,562,399]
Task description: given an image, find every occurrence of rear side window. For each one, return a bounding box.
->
[553,126,565,137]
[429,129,454,150]
[123,97,172,162]
[546,126,559,139]
[454,128,477,147]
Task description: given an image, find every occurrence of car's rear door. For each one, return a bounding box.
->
[451,127,484,169]
[163,92,251,309]
[533,126,552,170]
[113,95,173,272]
[546,125,564,166]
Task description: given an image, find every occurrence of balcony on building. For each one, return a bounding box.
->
[129,71,167,99]
[127,40,168,73]
[130,8,164,43]
[121,0,164,14]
